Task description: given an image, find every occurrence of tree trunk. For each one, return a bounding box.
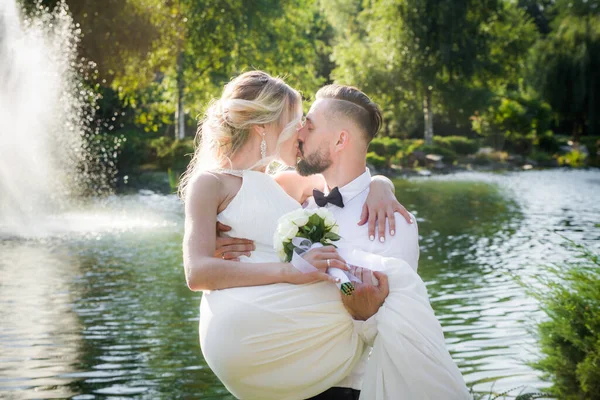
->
[175,51,185,140]
[423,90,434,145]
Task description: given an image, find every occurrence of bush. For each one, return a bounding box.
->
[580,136,600,167]
[381,137,403,155]
[366,152,387,170]
[528,150,555,166]
[418,144,458,163]
[472,150,509,165]
[369,137,406,167]
[471,94,552,155]
[434,136,479,155]
[558,150,587,168]
[536,131,561,154]
[369,137,403,156]
[405,139,425,155]
[368,138,387,156]
[520,243,600,399]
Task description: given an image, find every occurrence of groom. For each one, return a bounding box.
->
[217,84,420,399]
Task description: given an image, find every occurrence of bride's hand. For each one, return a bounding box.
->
[302,246,349,273]
[283,246,349,285]
[360,176,413,242]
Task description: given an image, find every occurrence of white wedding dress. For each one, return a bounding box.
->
[199,170,470,400]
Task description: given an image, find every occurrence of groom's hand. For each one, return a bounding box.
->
[342,269,389,321]
[214,222,255,261]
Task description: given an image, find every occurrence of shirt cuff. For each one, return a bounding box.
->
[353,315,378,346]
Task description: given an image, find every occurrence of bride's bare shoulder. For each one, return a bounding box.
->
[187,171,243,213]
[186,172,222,202]
[274,171,325,203]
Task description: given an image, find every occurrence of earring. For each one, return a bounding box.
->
[260,132,267,159]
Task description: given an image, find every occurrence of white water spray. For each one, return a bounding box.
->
[0,1,97,236]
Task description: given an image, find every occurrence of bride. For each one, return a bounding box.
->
[181,71,470,399]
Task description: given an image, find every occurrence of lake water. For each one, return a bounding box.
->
[1,169,599,399]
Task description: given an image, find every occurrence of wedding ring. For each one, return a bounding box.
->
[326,259,331,268]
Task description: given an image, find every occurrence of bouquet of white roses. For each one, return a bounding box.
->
[274,208,354,295]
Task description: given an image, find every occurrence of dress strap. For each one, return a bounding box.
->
[212,168,245,177]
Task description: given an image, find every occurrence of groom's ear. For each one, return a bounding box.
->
[334,130,350,153]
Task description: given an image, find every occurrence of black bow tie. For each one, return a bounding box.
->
[313,187,345,208]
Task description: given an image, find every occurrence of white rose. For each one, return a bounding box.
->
[277,219,294,236]
[330,224,340,235]
[278,210,300,228]
[324,214,336,228]
[289,209,309,227]
[315,208,329,219]
[278,248,287,261]
[274,239,287,261]
[274,236,284,252]
[282,224,299,241]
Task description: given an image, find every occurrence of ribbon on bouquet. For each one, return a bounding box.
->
[290,237,359,296]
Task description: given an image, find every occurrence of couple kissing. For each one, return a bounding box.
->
[181,71,471,400]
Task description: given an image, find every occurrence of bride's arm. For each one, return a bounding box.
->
[360,176,413,242]
[183,173,343,291]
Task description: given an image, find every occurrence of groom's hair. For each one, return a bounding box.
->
[315,84,382,143]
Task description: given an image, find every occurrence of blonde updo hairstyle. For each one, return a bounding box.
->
[179,71,302,200]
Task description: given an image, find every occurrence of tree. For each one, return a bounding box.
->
[531,0,600,139]
[325,0,536,142]
[22,0,331,137]
[114,0,330,137]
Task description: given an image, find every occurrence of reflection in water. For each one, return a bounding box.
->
[0,169,598,398]
[0,243,82,399]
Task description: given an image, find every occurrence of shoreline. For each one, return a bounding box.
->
[115,162,599,195]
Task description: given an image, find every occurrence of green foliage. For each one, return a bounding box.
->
[472,150,509,166]
[20,0,600,182]
[167,168,178,193]
[536,131,561,155]
[520,242,600,399]
[530,3,600,138]
[471,94,553,155]
[148,137,194,170]
[558,150,587,168]
[434,136,479,155]
[418,144,458,163]
[32,0,331,137]
[381,137,403,157]
[326,0,537,141]
[369,137,404,156]
[114,129,153,173]
[368,139,387,157]
[528,150,555,166]
[366,152,387,170]
[580,136,600,167]
[368,137,411,167]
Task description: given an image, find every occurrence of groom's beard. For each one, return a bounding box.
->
[297,142,332,176]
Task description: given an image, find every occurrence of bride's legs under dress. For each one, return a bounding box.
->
[199,251,470,400]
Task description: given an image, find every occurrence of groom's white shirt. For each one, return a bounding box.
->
[305,168,420,391]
